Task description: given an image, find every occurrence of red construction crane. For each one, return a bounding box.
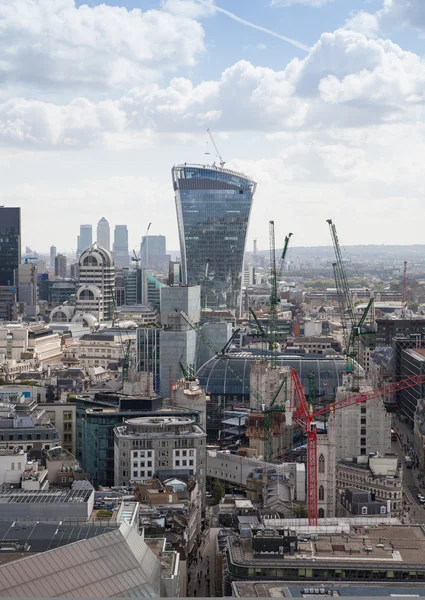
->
[289,369,425,526]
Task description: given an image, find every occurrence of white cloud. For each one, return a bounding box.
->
[271,0,333,6]
[344,11,380,38]
[228,123,425,247]
[0,0,205,93]
[379,0,425,30]
[161,0,215,18]
[0,29,425,147]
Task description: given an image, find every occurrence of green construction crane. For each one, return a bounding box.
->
[268,223,293,365]
[263,375,288,463]
[122,339,132,382]
[327,219,376,390]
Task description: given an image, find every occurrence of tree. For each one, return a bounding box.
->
[408,302,420,313]
[212,479,225,504]
[292,504,308,518]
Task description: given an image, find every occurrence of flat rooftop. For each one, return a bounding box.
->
[230,525,425,567]
[0,520,115,558]
[232,582,425,597]
[0,486,92,504]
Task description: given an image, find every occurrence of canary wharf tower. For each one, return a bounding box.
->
[172,164,257,314]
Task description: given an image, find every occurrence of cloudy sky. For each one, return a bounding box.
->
[2,0,425,253]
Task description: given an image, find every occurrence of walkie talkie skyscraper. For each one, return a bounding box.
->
[172,164,256,314]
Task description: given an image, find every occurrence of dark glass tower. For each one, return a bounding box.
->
[0,207,21,286]
[172,164,256,313]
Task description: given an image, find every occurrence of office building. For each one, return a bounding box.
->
[399,348,425,426]
[77,224,92,257]
[224,522,425,594]
[137,326,161,393]
[49,245,56,268]
[73,394,201,487]
[0,207,20,320]
[141,234,169,270]
[0,207,20,287]
[18,262,38,315]
[114,415,206,491]
[97,216,110,251]
[172,164,256,313]
[113,224,129,267]
[376,317,425,346]
[75,243,115,322]
[54,253,67,278]
[159,285,200,397]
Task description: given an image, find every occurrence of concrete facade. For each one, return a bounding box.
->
[114,416,207,495]
[334,381,391,461]
[206,450,306,502]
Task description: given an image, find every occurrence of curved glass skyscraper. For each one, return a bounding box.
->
[172,164,256,313]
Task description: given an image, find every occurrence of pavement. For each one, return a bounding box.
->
[392,415,425,524]
[187,526,220,597]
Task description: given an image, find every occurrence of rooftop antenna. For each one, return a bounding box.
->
[207,128,226,168]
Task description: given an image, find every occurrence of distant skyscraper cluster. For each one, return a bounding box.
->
[76,218,129,268]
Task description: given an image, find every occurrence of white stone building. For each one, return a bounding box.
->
[113,415,206,494]
[76,243,115,322]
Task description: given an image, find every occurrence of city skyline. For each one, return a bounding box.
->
[2,0,425,252]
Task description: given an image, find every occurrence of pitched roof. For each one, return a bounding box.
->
[0,523,161,598]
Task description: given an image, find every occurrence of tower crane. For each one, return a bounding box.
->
[402,260,408,317]
[268,222,293,363]
[207,128,226,169]
[178,309,289,460]
[131,222,152,265]
[327,219,375,391]
[289,368,425,525]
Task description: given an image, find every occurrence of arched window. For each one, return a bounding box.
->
[318,508,325,518]
[80,289,94,300]
[319,454,325,474]
[83,255,98,266]
[319,485,325,501]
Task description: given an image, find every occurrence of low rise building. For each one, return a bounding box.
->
[336,453,403,517]
[0,483,94,521]
[40,402,76,455]
[75,330,136,370]
[0,449,28,485]
[135,476,202,564]
[224,523,425,594]
[0,324,62,369]
[0,413,60,454]
[287,336,342,355]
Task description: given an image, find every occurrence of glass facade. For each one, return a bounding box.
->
[0,207,20,287]
[172,164,256,313]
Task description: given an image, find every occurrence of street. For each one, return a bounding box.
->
[187,527,220,597]
[392,415,425,524]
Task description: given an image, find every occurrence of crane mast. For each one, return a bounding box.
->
[269,221,279,360]
[290,369,425,526]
